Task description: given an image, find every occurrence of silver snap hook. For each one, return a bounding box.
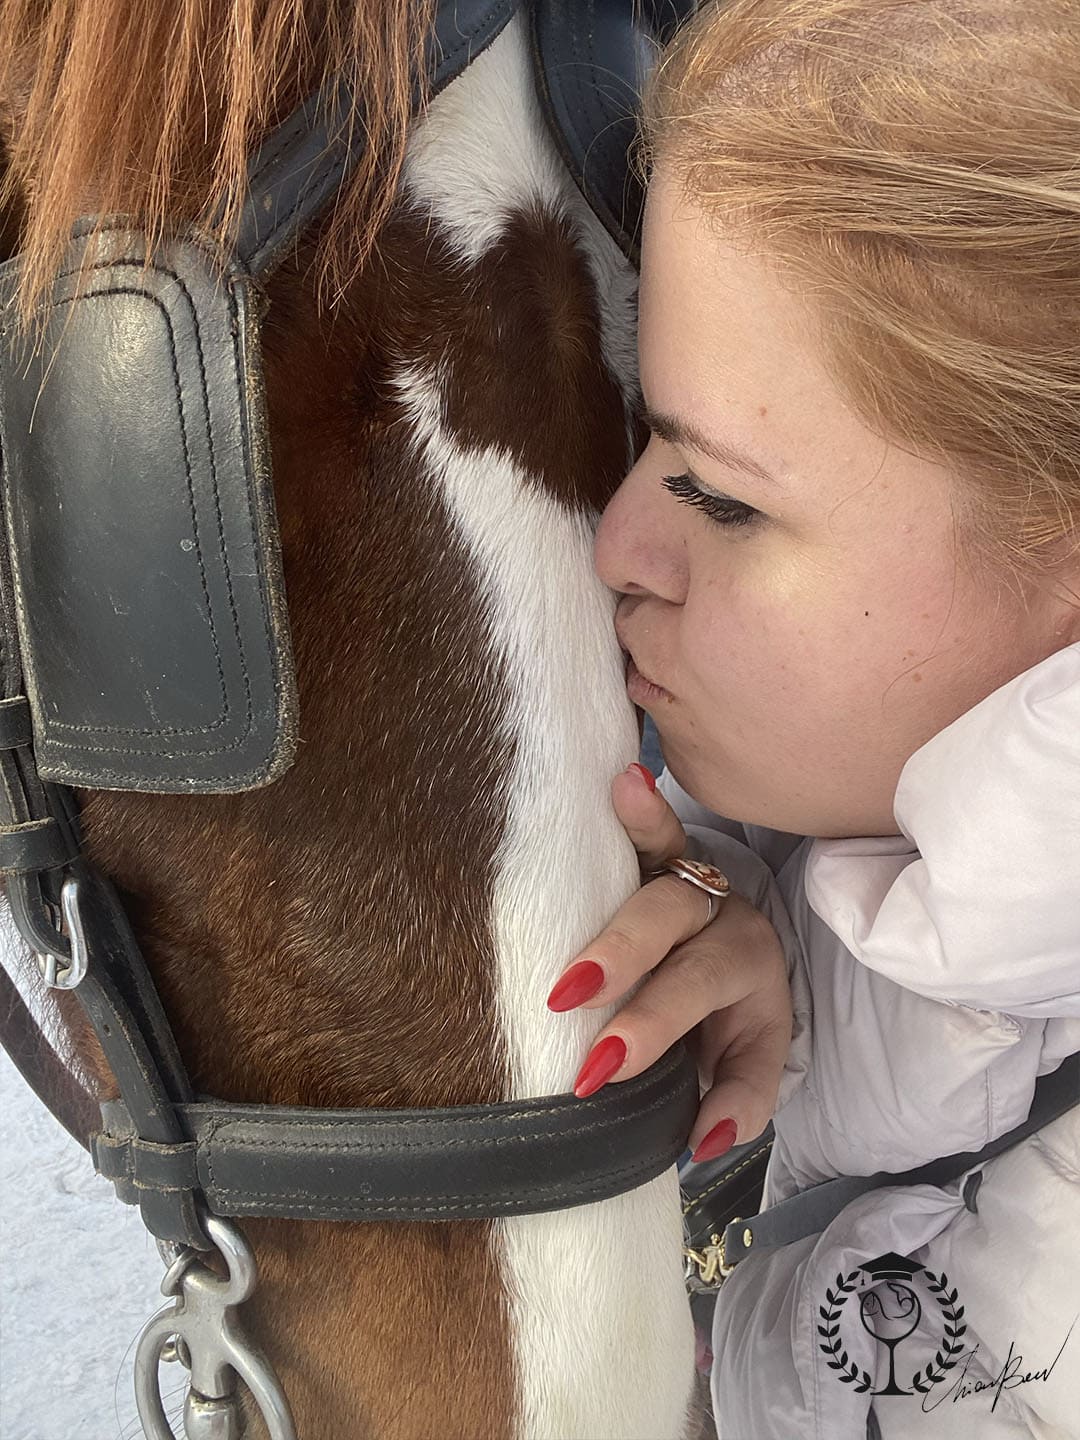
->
[134,1206,297,1440]
[35,874,88,989]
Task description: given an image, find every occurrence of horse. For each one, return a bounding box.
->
[0,2,713,1436]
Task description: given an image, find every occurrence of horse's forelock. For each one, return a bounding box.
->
[0,0,437,336]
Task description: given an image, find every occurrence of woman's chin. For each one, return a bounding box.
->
[663,746,764,827]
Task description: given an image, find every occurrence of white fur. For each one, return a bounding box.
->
[405,10,641,413]
[401,19,697,1435]
[391,361,697,1439]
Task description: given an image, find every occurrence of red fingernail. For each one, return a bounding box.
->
[546,960,605,1011]
[627,763,657,793]
[691,1118,738,1163]
[573,1035,627,1097]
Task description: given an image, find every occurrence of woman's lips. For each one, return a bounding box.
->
[626,655,672,705]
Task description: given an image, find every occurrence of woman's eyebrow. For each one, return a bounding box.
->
[640,404,781,487]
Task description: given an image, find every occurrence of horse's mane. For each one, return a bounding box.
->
[0,0,438,333]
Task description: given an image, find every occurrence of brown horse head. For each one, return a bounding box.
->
[0,3,704,1435]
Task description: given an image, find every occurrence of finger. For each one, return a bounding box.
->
[601,915,766,1065]
[567,899,788,1107]
[611,765,687,870]
[555,873,731,1013]
[569,902,774,1103]
[687,1007,792,1157]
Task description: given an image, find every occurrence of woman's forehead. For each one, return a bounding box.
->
[638,180,831,485]
[637,177,961,530]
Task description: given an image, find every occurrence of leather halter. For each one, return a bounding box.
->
[0,0,702,1255]
[532,0,693,262]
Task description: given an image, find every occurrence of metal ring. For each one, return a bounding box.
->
[649,856,731,897]
[651,857,732,898]
[34,875,89,990]
[648,857,730,929]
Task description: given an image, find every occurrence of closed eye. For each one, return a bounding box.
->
[661,473,761,529]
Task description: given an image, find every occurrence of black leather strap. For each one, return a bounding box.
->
[0,961,100,1150]
[2,838,698,1247]
[91,1039,698,1229]
[0,815,73,873]
[0,695,31,747]
[232,0,522,278]
[530,0,699,263]
[0,452,85,958]
[0,223,300,796]
[682,1126,773,1255]
[51,859,212,1245]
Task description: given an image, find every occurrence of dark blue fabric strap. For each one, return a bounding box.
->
[229,0,522,277]
[721,1049,1080,1270]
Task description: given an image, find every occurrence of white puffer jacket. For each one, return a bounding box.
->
[660,641,1080,1440]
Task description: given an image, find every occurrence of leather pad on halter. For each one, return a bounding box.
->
[531,0,699,263]
[0,219,297,793]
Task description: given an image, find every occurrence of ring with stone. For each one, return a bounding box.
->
[647,857,731,928]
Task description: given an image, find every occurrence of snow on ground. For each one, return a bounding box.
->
[0,947,177,1440]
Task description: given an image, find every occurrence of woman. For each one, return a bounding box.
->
[544,1,1080,1435]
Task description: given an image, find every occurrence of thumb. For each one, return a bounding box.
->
[611,764,687,870]
[687,1014,790,1159]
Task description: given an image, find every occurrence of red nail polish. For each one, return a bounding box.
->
[546,960,605,1011]
[627,763,657,793]
[573,1035,627,1097]
[691,1118,738,1163]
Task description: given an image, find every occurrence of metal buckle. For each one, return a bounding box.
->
[683,1218,740,1294]
[34,874,88,989]
[133,1204,297,1440]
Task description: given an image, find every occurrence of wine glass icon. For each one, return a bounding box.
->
[860,1282,922,1395]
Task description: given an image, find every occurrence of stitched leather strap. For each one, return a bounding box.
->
[682,1126,773,1255]
[90,1039,698,1228]
[0,223,300,796]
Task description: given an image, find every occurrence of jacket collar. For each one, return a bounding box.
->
[804,642,1080,1018]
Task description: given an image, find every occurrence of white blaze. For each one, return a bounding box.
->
[395,22,696,1430]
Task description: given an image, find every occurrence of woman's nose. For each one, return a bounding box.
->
[593,455,687,603]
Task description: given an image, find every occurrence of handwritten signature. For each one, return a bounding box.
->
[921,1320,1076,1413]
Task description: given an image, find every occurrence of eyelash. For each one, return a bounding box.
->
[660,473,761,529]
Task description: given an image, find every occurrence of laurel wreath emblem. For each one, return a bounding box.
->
[910,1270,966,1393]
[816,1266,967,1395]
[817,1270,874,1391]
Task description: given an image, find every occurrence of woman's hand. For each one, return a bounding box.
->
[547,763,793,1162]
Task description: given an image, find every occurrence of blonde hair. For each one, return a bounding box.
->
[638,0,1080,584]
